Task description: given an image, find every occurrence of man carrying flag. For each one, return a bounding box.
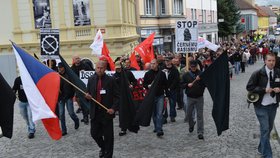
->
[0,73,16,139]
[12,43,62,140]
[85,60,119,158]
[139,59,167,137]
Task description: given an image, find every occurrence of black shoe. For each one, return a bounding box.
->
[163,119,167,124]
[170,117,176,122]
[28,133,35,139]
[157,131,164,137]
[76,108,82,113]
[99,149,105,158]
[81,117,89,125]
[189,121,196,133]
[198,134,204,140]
[177,107,183,110]
[62,132,67,136]
[119,131,127,136]
[153,129,156,133]
[189,126,194,133]
[74,120,79,129]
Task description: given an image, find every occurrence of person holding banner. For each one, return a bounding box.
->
[85,61,119,158]
[143,59,167,137]
[71,55,93,125]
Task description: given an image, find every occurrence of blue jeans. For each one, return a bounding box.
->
[59,99,79,133]
[152,95,164,133]
[234,62,240,75]
[254,104,277,158]
[18,101,36,134]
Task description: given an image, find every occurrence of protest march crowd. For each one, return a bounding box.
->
[1,34,280,158]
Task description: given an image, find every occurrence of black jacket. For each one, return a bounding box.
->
[181,70,205,98]
[12,77,27,102]
[87,74,120,119]
[164,65,180,91]
[113,70,137,87]
[59,72,75,100]
[71,63,93,77]
[246,66,280,106]
[143,69,167,97]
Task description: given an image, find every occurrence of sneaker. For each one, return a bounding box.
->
[156,131,164,137]
[74,120,79,129]
[119,131,127,136]
[62,132,67,136]
[76,108,82,113]
[28,133,35,139]
[170,117,176,122]
[198,134,204,140]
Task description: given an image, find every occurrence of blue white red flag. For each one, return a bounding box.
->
[12,42,62,140]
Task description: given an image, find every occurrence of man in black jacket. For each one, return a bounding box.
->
[71,55,92,124]
[58,63,79,136]
[181,60,206,140]
[163,57,180,122]
[113,61,137,136]
[143,59,167,137]
[246,53,280,157]
[13,76,36,139]
[85,61,119,158]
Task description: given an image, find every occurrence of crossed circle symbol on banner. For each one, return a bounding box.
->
[41,35,59,55]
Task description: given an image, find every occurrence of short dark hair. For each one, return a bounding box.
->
[265,53,276,60]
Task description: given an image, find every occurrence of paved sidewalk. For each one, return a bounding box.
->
[1,60,280,158]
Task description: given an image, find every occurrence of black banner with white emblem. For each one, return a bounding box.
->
[40,28,59,58]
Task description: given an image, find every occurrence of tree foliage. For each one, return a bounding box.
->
[217,0,241,37]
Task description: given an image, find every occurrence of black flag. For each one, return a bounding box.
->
[135,72,161,126]
[200,52,230,136]
[0,73,16,138]
[119,69,139,133]
[58,54,90,110]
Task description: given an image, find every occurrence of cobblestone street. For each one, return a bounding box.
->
[1,60,280,158]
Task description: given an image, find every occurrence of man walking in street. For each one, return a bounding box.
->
[85,61,119,158]
[181,60,206,140]
[58,63,79,136]
[247,53,280,158]
[143,59,167,137]
[13,76,36,139]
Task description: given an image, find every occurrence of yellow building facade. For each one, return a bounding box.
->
[0,0,139,63]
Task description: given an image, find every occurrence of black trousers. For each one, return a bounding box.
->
[241,62,245,73]
[91,116,114,158]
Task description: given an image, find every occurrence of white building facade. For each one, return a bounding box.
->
[185,0,218,43]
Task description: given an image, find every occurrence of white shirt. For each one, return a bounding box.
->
[261,66,276,106]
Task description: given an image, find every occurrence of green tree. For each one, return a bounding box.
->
[217,0,241,37]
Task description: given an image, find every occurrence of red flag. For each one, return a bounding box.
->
[99,43,115,70]
[130,52,140,70]
[134,33,155,63]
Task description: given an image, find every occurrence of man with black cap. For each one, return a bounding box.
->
[58,62,80,136]
[181,60,206,140]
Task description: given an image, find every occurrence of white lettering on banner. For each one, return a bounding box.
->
[80,71,147,101]
[175,20,198,53]
[80,71,147,85]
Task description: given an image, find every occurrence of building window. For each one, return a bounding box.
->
[145,0,155,15]
[194,9,197,20]
[174,0,183,15]
[204,10,206,23]
[160,0,166,15]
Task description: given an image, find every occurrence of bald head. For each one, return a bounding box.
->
[96,60,106,77]
[72,55,81,66]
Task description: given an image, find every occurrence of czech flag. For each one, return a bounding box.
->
[12,42,62,140]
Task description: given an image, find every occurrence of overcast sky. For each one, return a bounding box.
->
[255,0,280,6]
